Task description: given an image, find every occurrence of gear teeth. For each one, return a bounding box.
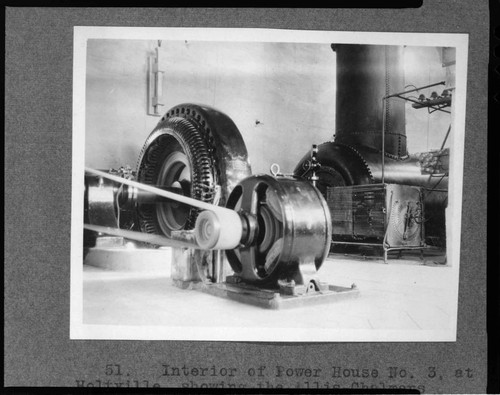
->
[385,47,392,136]
[336,142,375,182]
[136,106,218,235]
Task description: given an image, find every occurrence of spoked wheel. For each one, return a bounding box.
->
[226,176,284,284]
[226,175,332,287]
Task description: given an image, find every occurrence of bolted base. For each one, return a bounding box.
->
[200,279,359,309]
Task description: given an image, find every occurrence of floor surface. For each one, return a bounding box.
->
[81,246,456,340]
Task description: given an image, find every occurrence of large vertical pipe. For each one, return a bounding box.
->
[333,44,408,158]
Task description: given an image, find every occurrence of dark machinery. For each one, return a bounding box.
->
[295,44,449,251]
[135,104,252,236]
[326,183,425,262]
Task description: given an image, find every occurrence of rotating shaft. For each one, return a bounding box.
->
[86,167,229,216]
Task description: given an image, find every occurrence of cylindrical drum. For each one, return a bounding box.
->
[225,175,332,286]
[333,44,407,158]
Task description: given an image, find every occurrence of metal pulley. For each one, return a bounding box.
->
[224,174,332,287]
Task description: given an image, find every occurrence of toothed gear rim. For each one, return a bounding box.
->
[136,117,215,237]
[136,103,252,238]
[293,141,373,191]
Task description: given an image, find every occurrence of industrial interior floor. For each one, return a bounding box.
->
[80,244,455,341]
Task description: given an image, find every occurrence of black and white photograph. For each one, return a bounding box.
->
[71,27,468,342]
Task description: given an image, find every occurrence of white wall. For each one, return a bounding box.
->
[404,46,454,153]
[86,40,160,170]
[85,39,337,175]
[85,40,452,174]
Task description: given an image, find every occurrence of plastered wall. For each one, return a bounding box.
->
[85,40,452,175]
[86,39,337,175]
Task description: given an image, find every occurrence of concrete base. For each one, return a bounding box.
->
[84,245,171,273]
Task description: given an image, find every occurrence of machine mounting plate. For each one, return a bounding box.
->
[199,281,359,310]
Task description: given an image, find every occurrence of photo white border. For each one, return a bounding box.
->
[70,27,468,342]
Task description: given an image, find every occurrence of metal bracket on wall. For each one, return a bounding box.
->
[148,47,164,116]
[384,81,452,114]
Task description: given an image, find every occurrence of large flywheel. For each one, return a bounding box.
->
[136,103,252,237]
